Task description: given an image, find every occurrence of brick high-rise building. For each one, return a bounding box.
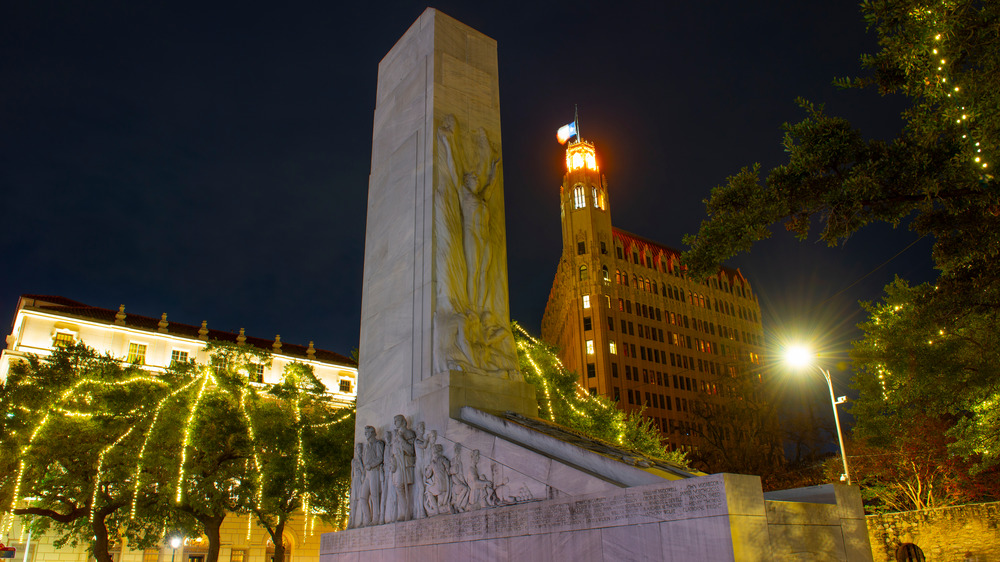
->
[541,139,766,455]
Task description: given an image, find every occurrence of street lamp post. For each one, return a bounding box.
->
[816,365,851,485]
[785,345,852,485]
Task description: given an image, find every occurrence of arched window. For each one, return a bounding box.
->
[602,266,610,282]
[616,269,622,284]
[573,185,586,209]
[632,275,638,288]
[579,265,589,280]
[592,186,599,208]
[652,281,657,294]
[645,279,651,292]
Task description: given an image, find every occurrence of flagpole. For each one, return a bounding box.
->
[575,104,580,142]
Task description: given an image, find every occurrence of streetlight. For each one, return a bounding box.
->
[784,345,852,485]
[170,536,182,562]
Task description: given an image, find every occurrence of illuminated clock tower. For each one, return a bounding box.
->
[547,138,616,391]
[542,132,769,457]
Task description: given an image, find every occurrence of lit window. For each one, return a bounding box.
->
[580,265,588,280]
[340,380,352,393]
[602,266,610,282]
[127,343,147,365]
[230,551,246,562]
[573,186,586,209]
[53,332,75,347]
[609,341,617,355]
[252,364,265,383]
[171,350,189,364]
[582,295,591,309]
[586,340,594,354]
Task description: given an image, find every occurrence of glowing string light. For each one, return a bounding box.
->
[131,376,200,519]
[176,373,212,503]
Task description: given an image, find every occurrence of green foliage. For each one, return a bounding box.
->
[681,0,1000,479]
[1,341,355,562]
[831,416,1000,514]
[852,277,1000,470]
[512,322,687,465]
[0,345,172,562]
[684,0,998,287]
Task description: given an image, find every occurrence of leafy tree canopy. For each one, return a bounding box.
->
[852,277,1000,469]
[681,0,999,473]
[682,0,998,310]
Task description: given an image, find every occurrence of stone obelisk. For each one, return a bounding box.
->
[356,8,537,439]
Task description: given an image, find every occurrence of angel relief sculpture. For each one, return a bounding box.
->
[433,115,520,379]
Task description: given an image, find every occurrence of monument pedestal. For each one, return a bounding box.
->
[321,472,873,561]
[414,370,538,431]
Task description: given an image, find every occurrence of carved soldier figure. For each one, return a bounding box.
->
[388,414,416,521]
[450,442,470,512]
[468,449,496,509]
[348,443,365,528]
[413,423,433,519]
[423,443,451,516]
[359,425,384,526]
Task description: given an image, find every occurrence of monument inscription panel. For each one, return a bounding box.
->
[324,475,728,552]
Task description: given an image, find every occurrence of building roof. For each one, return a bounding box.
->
[17,295,357,367]
[611,229,749,287]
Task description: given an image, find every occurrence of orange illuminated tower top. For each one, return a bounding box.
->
[566,139,599,172]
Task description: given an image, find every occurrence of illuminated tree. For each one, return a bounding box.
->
[246,364,354,562]
[2,342,356,562]
[0,345,173,562]
[512,323,687,464]
[852,277,1000,470]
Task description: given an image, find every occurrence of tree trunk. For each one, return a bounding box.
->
[271,517,287,562]
[199,514,226,562]
[91,503,120,562]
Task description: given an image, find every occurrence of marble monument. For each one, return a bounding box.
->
[323,8,874,560]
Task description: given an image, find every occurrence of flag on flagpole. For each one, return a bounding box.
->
[556,121,577,144]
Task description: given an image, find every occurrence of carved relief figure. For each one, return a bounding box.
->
[413,423,432,519]
[382,431,394,523]
[359,425,384,526]
[423,443,451,516]
[388,414,416,521]
[468,449,497,509]
[348,443,365,528]
[449,442,470,512]
[433,115,520,378]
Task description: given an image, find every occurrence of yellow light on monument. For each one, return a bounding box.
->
[782,343,852,485]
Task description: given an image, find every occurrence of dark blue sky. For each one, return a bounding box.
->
[1,1,936,408]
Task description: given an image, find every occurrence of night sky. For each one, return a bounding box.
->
[2,2,937,410]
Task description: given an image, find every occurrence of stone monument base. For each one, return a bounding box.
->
[321,473,873,561]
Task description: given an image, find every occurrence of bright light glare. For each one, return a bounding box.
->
[171,537,182,549]
[784,345,814,368]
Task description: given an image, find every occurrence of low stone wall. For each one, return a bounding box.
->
[866,502,1000,561]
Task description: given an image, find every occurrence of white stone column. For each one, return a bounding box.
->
[357,8,537,438]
